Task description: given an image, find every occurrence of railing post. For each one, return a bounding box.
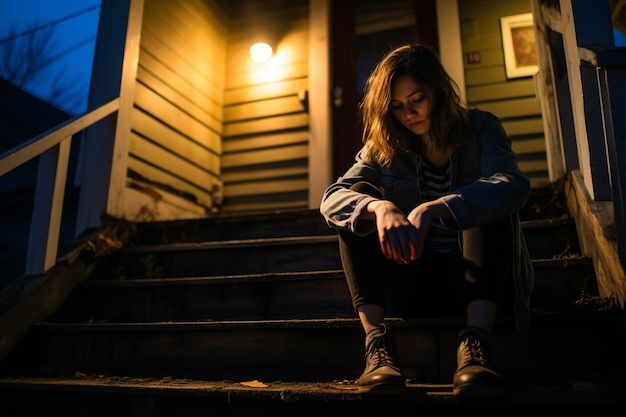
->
[592,47,626,267]
[74,0,144,236]
[25,138,71,276]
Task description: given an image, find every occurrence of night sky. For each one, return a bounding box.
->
[0,1,101,114]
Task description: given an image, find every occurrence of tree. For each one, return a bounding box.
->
[0,21,84,113]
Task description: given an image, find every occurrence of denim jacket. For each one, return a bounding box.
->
[320,109,534,334]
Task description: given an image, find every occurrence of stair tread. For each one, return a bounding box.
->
[34,310,615,329]
[123,235,338,253]
[125,219,573,248]
[0,374,623,408]
[86,270,347,287]
[87,254,593,286]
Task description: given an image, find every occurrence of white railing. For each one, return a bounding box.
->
[580,46,626,267]
[0,98,120,276]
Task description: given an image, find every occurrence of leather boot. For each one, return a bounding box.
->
[356,323,405,394]
[453,326,505,397]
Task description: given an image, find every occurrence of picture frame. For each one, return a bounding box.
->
[500,13,538,79]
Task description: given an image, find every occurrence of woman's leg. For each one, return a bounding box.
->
[461,214,513,332]
[454,214,515,397]
[338,229,407,394]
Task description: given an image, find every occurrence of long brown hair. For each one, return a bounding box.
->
[359,43,469,167]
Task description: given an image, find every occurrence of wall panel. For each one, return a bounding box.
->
[131,0,226,215]
[221,0,310,214]
[459,0,549,187]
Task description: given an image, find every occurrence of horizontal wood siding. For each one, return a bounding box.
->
[132,0,227,210]
[459,0,549,188]
[221,0,310,213]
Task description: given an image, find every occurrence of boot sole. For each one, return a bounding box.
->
[453,383,506,398]
[357,382,407,395]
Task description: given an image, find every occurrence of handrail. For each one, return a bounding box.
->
[0,98,120,175]
[0,98,120,276]
[579,46,626,268]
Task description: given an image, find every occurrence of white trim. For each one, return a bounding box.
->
[75,0,144,235]
[308,0,332,209]
[436,0,466,106]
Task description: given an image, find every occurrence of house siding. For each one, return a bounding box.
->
[221,0,310,213]
[131,0,226,211]
[459,0,549,188]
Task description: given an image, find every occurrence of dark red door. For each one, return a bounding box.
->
[329,0,438,179]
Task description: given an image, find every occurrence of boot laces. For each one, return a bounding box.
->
[367,333,395,368]
[460,335,487,366]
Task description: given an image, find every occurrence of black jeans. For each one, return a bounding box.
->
[338,185,514,317]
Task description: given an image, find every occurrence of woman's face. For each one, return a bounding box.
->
[390,74,431,136]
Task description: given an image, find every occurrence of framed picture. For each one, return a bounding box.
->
[500,13,538,79]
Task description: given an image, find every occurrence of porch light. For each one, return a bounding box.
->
[250,42,273,63]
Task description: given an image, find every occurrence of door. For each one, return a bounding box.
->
[330,0,438,179]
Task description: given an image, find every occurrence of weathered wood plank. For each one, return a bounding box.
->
[128,132,219,183]
[503,118,545,137]
[476,97,542,118]
[224,78,308,105]
[224,62,309,90]
[134,83,221,150]
[467,79,536,101]
[127,157,215,208]
[512,137,546,154]
[221,143,308,168]
[137,64,222,131]
[464,66,506,86]
[223,95,307,122]
[222,131,308,153]
[140,10,225,104]
[225,178,308,198]
[518,159,548,173]
[223,113,309,137]
[131,109,221,167]
[221,197,308,214]
[221,165,308,183]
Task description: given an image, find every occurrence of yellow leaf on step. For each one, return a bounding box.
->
[240,380,268,388]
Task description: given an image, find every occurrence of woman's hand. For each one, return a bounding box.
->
[406,199,453,256]
[367,200,422,264]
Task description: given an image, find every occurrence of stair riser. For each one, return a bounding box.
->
[12,317,619,384]
[531,260,599,312]
[53,261,595,323]
[53,278,355,322]
[119,241,343,278]
[522,221,580,259]
[119,222,580,279]
[133,210,336,244]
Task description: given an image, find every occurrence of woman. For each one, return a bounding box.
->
[319,44,534,397]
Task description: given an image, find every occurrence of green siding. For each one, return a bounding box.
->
[459,0,549,187]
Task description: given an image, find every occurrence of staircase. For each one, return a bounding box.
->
[0,182,625,415]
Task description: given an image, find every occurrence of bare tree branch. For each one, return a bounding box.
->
[0,20,84,113]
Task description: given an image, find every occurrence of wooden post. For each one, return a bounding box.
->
[75,0,144,235]
[309,0,332,208]
[559,0,615,199]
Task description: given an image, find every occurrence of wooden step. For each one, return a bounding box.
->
[0,370,624,417]
[93,235,343,279]
[130,209,335,245]
[521,218,580,259]
[53,255,596,324]
[49,270,354,322]
[3,311,621,385]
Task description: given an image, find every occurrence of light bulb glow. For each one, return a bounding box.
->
[250,42,273,63]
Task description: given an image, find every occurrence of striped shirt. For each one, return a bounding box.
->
[419,159,459,253]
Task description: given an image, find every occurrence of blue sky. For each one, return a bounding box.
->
[0,0,101,114]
